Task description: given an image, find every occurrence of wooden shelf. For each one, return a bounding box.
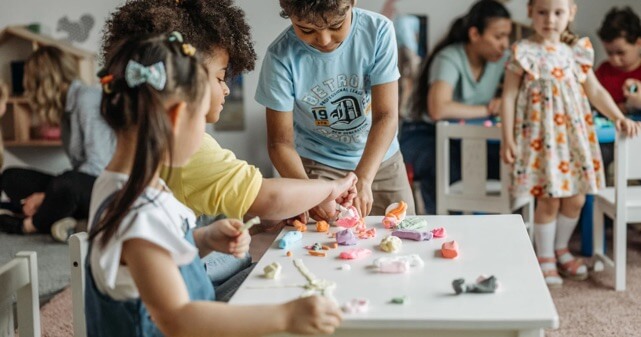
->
[4,139,62,147]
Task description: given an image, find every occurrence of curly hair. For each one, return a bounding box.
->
[102,0,255,77]
[279,0,354,25]
[597,7,641,44]
[23,46,78,125]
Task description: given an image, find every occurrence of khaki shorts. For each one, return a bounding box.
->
[301,151,416,216]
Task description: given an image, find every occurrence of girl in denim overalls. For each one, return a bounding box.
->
[86,32,343,337]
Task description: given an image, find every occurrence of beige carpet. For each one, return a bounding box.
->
[35,228,641,337]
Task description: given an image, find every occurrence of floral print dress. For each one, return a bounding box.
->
[507,37,605,198]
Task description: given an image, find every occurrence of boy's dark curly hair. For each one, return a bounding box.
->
[102,0,256,77]
[279,0,354,25]
[597,7,641,44]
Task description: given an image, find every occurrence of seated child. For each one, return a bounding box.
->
[595,7,641,182]
[87,33,342,336]
[596,7,641,114]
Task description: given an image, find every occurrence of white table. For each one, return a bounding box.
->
[230,215,558,337]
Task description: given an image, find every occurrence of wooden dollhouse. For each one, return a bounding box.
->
[0,25,96,146]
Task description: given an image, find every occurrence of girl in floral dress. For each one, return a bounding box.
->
[500,0,641,287]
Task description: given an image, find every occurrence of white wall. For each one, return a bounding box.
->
[2,0,641,175]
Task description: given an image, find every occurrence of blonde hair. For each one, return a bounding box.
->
[23,46,78,125]
[528,0,579,46]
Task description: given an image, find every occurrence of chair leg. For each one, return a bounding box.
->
[592,203,605,272]
[613,215,627,291]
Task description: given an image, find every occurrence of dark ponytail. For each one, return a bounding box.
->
[90,34,207,248]
[409,0,510,120]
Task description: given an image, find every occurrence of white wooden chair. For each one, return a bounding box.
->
[0,251,40,337]
[592,133,641,291]
[436,121,534,236]
[69,232,88,337]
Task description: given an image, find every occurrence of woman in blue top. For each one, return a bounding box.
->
[400,0,512,214]
[256,0,416,220]
[0,46,115,241]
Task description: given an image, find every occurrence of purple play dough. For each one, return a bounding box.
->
[336,229,358,246]
[391,229,433,241]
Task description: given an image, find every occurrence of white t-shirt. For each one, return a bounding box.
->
[88,171,198,300]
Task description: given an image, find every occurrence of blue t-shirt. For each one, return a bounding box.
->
[255,8,401,170]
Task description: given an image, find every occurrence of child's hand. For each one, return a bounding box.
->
[205,219,251,258]
[615,118,641,138]
[500,140,516,164]
[286,212,308,227]
[623,79,641,111]
[334,173,358,207]
[310,173,358,222]
[487,98,502,116]
[284,296,342,335]
[310,202,337,222]
[22,192,45,217]
[353,178,373,218]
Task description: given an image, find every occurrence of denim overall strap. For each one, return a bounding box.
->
[84,193,215,337]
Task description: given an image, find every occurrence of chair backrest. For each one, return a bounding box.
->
[436,121,511,213]
[69,232,88,337]
[614,133,641,217]
[0,252,40,337]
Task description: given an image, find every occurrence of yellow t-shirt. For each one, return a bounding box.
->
[160,133,263,219]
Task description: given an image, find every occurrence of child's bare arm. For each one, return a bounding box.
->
[583,70,626,122]
[584,70,641,137]
[500,69,522,164]
[266,108,308,179]
[248,173,357,220]
[123,240,341,337]
[353,81,398,217]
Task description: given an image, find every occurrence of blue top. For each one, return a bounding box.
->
[420,43,509,125]
[255,8,401,170]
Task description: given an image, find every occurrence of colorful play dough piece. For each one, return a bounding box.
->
[441,240,459,259]
[452,275,499,294]
[293,219,307,232]
[377,260,410,273]
[379,235,403,253]
[279,231,302,249]
[396,217,428,230]
[373,254,424,269]
[342,298,370,314]
[385,201,408,220]
[431,227,447,238]
[239,216,260,232]
[263,262,282,279]
[335,205,361,228]
[308,250,327,257]
[338,248,372,260]
[316,220,329,232]
[382,215,400,229]
[391,229,433,241]
[390,296,408,304]
[336,228,358,246]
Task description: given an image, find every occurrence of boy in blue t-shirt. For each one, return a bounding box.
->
[256,0,415,220]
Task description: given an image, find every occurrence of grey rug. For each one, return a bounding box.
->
[0,232,70,297]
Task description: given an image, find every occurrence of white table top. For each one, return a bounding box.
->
[230,215,559,331]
